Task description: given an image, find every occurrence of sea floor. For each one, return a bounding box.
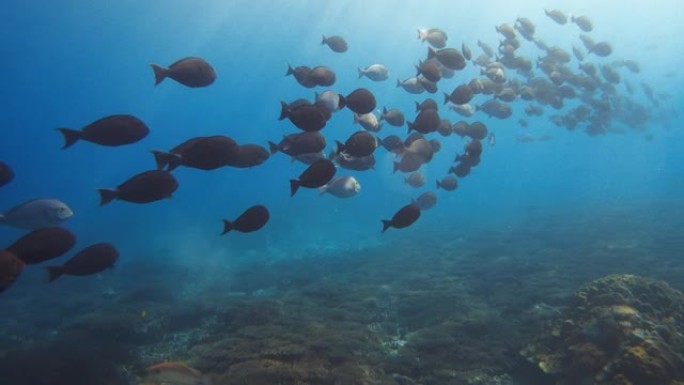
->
[1,200,682,385]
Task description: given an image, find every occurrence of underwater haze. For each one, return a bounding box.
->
[1,1,683,384]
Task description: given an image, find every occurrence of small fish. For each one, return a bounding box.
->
[150,57,216,88]
[6,227,77,265]
[415,192,437,210]
[319,176,361,198]
[57,114,149,149]
[381,203,421,232]
[144,362,212,385]
[290,159,336,196]
[358,64,389,81]
[339,88,376,114]
[0,162,15,187]
[0,199,73,230]
[321,35,348,53]
[46,243,119,282]
[221,205,270,234]
[99,170,178,205]
[0,250,24,293]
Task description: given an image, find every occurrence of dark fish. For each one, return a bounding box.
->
[0,251,24,293]
[381,203,421,232]
[280,102,326,132]
[339,88,376,114]
[0,162,13,187]
[99,170,178,205]
[462,43,472,61]
[436,175,458,191]
[322,35,348,52]
[416,98,438,112]
[437,119,453,137]
[268,132,326,156]
[291,152,325,165]
[465,139,483,158]
[415,192,437,210]
[449,162,471,177]
[418,76,438,93]
[444,84,473,105]
[393,152,424,174]
[404,132,426,147]
[380,107,405,126]
[405,137,434,161]
[290,159,336,196]
[452,121,469,137]
[496,23,516,39]
[46,243,118,282]
[335,154,375,171]
[226,144,270,168]
[6,226,77,265]
[309,65,336,86]
[222,205,270,234]
[152,136,239,171]
[279,99,312,120]
[408,109,440,134]
[0,198,73,230]
[544,9,568,25]
[571,15,593,32]
[415,60,441,82]
[150,57,216,87]
[579,34,596,51]
[57,114,149,149]
[429,139,441,153]
[428,47,466,71]
[377,135,404,153]
[286,65,316,88]
[467,122,488,140]
[336,131,377,158]
[477,99,512,119]
[589,42,613,57]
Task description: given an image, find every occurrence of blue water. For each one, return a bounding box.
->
[1,1,683,383]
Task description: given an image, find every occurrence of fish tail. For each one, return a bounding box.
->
[221,219,233,235]
[407,122,414,134]
[279,101,290,120]
[436,180,442,189]
[427,47,436,59]
[381,220,392,233]
[46,266,64,282]
[268,141,279,154]
[150,63,167,85]
[334,140,345,155]
[443,92,450,105]
[289,180,300,197]
[357,68,364,79]
[286,64,294,76]
[56,128,81,149]
[97,188,119,206]
[321,35,327,45]
[392,162,399,174]
[151,150,172,170]
[318,185,328,195]
[337,95,346,109]
[396,79,401,88]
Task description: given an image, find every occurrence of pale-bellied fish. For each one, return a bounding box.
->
[358,64,389,81]
[319,176,361,198]
[0,199,73,230]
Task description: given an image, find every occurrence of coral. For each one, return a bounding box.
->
[522,274,684,385]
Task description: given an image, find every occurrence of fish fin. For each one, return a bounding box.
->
[150,63,167,85]
[321,35,327,45]
[415,64,421,77]
[337,95,346,109]
[334,140,345,155]
[279,101,290,120]
[443,92,451,105]
[407,122,414,134]
[286,64,294,76]
[268,141,280,155]
[352,114,359,124]
[289,180,300,197]
[436,180,442,189]
[151,150,176,170]
[221,219,233,235]
[427,47,436,60]
[318,185,328,195]
[46,266,64,282]
[392,162,399,174]
[396,79,401,88]
[357,68,364,78]
[98,188,119,206]
[381,220,392,233]
[56,128,81,149]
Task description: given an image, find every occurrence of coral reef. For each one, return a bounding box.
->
[522,274,684,385]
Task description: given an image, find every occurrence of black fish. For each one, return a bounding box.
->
[336,131,377,157]
[152,136,238,171]
[436,176,458,191]
[339,88,376,114]
[0,162,14,187]
[46,243,118,282]
[268,132,326,156]
[290,159,336,196]
[382,203,421,232]
[99,170,178,205]
[408,109,440,134]
[444,84,473,105]
[281,102,326,132]
[286,65,316,88]
[226,144,270,168]
[57,114,149,149]
[322,35,348,53]
[151,57,216,87]
[6,226,77,265]
[0,251,24,293]
[222,205,270,234]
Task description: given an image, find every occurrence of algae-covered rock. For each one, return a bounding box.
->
[522,274,684,385]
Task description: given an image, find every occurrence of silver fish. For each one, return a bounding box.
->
[0,199,73,230]
[319,176,361,198]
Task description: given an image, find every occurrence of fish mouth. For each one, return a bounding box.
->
[58,209,74,219]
